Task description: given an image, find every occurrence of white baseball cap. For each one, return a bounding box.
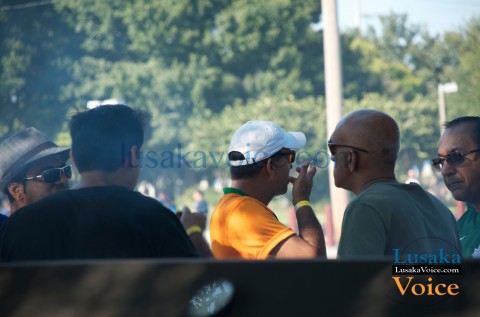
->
[228,120,306,166]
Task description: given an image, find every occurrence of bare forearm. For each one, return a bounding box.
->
[189,232,213,257]
[296,206,327,257]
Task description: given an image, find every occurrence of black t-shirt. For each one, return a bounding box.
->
[0,186,200,261]
[0,214,7,227]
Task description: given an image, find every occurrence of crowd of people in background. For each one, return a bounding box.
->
[0,104,478,261]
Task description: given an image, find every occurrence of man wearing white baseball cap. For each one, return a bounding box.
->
[210,120,326,259]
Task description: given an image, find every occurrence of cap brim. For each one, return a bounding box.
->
[284,132,306,149]
[0,147,70,190]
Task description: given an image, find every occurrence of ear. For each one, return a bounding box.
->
[127,145,141,168]
[265,158,275,176]
[348,151,358,172]
[69,149,79,171]
[7,182,26,203]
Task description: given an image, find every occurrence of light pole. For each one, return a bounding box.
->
[322,0,350,246]
[438,82,458,134]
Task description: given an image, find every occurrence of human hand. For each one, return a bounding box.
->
[180,206,206,232]
[289,161,316,205]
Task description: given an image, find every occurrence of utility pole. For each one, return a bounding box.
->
[321,0,350,246]
[437,82,458,134]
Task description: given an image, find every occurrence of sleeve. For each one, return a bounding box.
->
[227,200,296,259]
[337,200,389,258]
[152,207,201,258]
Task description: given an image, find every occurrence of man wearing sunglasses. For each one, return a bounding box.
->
[0,128,70,216]
[0,105,204,261]
[209,120,326,259]
[435,116,480,257]
[330,110,460,258]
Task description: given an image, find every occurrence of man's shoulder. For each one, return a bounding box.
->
[16,185,169,216]
[346,183,414,214]
[359,182,433,203]
[458,205,479,225]
[218,194,267,211]
[16,189,72,214]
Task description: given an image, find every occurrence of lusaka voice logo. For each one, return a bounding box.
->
[388,237,463,306]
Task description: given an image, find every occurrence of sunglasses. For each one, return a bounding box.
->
[327,141,369,155]
[272,149,296,164]
[432,148,480,171]
[24,165,73,184]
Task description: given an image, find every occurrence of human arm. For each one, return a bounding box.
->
[270,161,327,258]
[180,207,213,257]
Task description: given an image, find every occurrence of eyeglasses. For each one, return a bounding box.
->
[432,148,480,171]
[272,149,296,164]
[24,165,73,184]
[327,141,369,154]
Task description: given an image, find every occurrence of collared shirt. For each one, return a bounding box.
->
[209,187,295,259]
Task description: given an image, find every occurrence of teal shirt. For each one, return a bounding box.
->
[337,182,461,258]
[457,205,480,257]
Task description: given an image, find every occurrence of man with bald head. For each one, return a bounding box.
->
[329,110,460,258]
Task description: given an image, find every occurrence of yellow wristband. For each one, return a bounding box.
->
[186,225,202,235]
[294,200,311,211]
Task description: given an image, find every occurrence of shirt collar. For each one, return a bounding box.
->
[223,187,248,196]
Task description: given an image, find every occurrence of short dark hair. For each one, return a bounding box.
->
[229,149,288,180]
[445,116,480,147]
[229,151,266,180]
[69,105,150,173]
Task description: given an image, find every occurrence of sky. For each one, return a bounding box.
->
[337,0,480,35]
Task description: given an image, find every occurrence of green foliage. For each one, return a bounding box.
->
[0,1,82,139]
[443,17,480,118]
[1,1,479,201]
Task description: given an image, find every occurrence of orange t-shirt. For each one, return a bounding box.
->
[209,193,296,259]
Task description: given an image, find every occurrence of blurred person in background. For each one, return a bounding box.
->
[192,190,208,214]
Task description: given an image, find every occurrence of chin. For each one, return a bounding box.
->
[333,180,342,189]
[450,190,467,202]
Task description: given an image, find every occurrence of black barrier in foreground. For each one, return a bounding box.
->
[0,259,478,317]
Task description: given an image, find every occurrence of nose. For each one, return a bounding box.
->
[56,173,70,185]
[441,160,456,177]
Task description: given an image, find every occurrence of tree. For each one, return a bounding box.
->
[0,0,82,140]
[443,17,480,118]
[342,13,458,101]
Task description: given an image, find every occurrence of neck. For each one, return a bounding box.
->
[354,174,398,196]
[474,202,480,212]
[76,170,134,190]
[231,179,274,206]
[9,201,21,214]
